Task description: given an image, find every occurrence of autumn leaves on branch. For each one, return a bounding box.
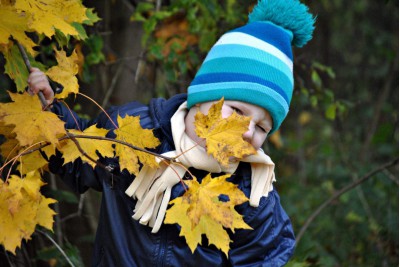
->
[0,0,257,256]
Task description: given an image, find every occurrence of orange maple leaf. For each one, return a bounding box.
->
[194,98,257,166]
[164,173,252,256]
[113,115,160,175]
[0,92,66,147]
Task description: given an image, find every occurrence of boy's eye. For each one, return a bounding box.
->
[232,107,243,115]
[257,125,268,134]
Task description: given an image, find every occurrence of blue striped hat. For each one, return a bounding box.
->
[187,0,315,134]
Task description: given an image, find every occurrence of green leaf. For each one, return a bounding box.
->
[54,29,71,48]
[71,22,88,40]
[345,211,363,223]
[325,103,337,120]
[324,89,334,101]
[84,35,105,65]
[84,8,101,25]
[48,189,79,204]
[310,95,318,107]
[300,87,309,97]
[3,44,30,93]
[311,70,322,88]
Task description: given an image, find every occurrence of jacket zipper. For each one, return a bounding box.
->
[157,228,168,266]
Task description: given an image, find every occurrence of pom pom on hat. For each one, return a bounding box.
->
[248,0,315,47]
[187,0,315,134]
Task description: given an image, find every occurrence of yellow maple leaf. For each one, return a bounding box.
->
[114,115,160,175]
[0,92,66,147]
[0,122,19,160]
[0,137,19,160]
[0,171,56,254]
[0,122,54,175]
[59,125,113,168]
[164,173,252,255]
[194,98,257,166]
[46,49,79,98]
[14,0,89,38]
[0,6,37,55]
[18,150,49,175]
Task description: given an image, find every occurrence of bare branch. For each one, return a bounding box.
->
[296,158,399,244]
[102,63,124,108]
[63,134,175,162]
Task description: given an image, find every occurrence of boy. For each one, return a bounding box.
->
[28,0,315,265]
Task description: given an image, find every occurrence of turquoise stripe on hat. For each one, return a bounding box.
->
[188,82,288,134]
[191,72,289,103]
[204,44,293,84]
[231,21,293,59]
[213,32,293,69]
[197,57,293,102]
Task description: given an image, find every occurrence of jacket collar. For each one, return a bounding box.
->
[149,93,187,150]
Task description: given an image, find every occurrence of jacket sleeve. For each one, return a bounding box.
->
[228,189,296,267]
[51,101,95,130]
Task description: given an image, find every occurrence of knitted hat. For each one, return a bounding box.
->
[187,0,315,134]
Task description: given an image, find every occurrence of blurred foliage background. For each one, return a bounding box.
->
[0,0,398,266]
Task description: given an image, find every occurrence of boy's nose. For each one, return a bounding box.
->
[242,121,255,142]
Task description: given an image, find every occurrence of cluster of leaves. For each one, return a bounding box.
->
[131,0,249,93]
[0,0,100,94]
[0,0,98,257]
[0,78,257,256]
[0,0,260,259]
[0,90,161,252]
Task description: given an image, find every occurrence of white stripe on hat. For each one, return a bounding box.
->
[214,32,293,71]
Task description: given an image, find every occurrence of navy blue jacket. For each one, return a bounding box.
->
[50,94,295,266]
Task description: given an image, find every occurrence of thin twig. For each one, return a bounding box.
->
[383,169,399,185]
[78,92,119,129]
[59,99,82,132]
[295,158,399,244]
[102,63,124,108]
[50,173,63,246]
[134,52,145,84]
[37,230,76,267]
[1,133,175,177]
[64,132,109,169]
[63,134,175,162]
[61,194,86,223]
[3,247,16,267]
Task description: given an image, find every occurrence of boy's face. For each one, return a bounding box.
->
[186,100,273,151]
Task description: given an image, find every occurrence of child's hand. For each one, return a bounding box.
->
[27,67,55,104]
